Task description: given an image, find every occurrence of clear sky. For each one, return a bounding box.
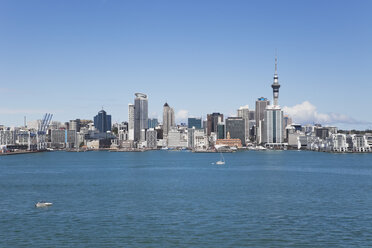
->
[1,0,371,129]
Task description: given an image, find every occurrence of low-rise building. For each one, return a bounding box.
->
[215,132,242,148]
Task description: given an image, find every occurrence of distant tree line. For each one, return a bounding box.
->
[338,129,372,135]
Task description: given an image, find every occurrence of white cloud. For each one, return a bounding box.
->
[283,101,369,125]
[176,110,189,121]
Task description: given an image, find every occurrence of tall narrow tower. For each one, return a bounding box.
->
[271,56,280,106]
[134,93,148,141]
[163,102,175,138]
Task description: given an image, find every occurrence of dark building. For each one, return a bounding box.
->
[207,113,224,136]
[249,110,255,121]
[94,110,112,133]
[217,123,225,139]
[315,127,329,139]
[226,117,245,145]
[148,118,159,128]
[188,117,202,129]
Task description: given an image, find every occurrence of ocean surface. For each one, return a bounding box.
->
[1,150,372,247]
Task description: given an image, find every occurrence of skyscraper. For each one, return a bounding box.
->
[237,105,250,142]
[134,93,148,141]
[226,117,246,145]
[188,117,202,129]
[128,103,134,140]
[94,110,112,133]
[255,97,270,143]
[207,113,223,136]
[263,56,284,144]
[264,106,283,143]
[162,102,175,138]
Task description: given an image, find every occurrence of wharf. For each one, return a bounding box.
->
[0,150,44,156]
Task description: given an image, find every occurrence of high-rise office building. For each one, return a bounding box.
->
[207,113,223,136]
[255,97,270,143]
[263,106,283,143]
[188,117,202,129]
[162,102,175,138]
[237,105,250,142]
[69,119,81,132]
[134,93,148,141]
[263,56,284,144]
[217,123,225,139]
[226,117,246,145]
[94,110,112,133]
[128,104,134,140]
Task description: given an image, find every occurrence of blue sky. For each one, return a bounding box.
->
[0,0,371,129]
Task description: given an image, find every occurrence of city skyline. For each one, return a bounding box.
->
[1,1,372,129]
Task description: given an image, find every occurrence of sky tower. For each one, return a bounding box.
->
[271,56,281,106]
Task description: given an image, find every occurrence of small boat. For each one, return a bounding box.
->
[216,152,225,165]
[35,201,53,208]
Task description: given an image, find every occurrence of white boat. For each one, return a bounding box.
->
[35,201,53,208]
[216,152,225,165]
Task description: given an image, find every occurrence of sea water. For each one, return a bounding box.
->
[1,150,372,247]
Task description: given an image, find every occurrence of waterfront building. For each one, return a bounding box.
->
[255,97,270,143]
[134,93,148,142]
[351,134,370,152]
[366,134,372,149]
[146,128,157,148]
[216,132,242,148]
[207,113,223,136]
[189,128,208,150]
[330,134,348,152]
[188,117,202,129]
[162,102,175,138]
[237,105,250,142]
[167,128,187,148]
[148,118,159,129]
[50,129,76,149]
[94,110,112,133]
[128,104,134,140]
[225,117,245,145]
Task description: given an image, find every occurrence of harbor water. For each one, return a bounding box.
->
[1,150,372,247]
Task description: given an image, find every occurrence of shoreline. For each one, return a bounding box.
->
[1,149,371,156]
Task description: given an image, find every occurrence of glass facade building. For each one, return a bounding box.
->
[226,117,245,145]
[188,117,202,129]
[94,110,112,133]
[148,118,159,129]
